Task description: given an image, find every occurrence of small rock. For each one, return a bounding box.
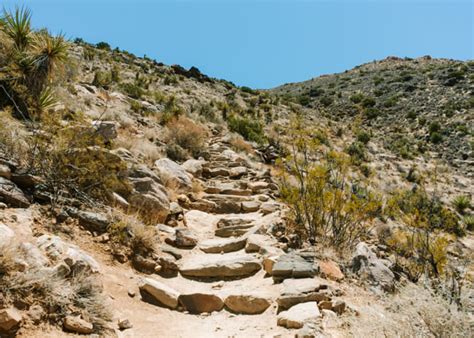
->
[224,294,271,314]
[118,318,133,330]
[178,293,224,314]
[139,277,180,309]
[277,302,321,329]
[319,260,344,281]
[241,201,261,212]
[0,308,22,331]
[63,316,94,334]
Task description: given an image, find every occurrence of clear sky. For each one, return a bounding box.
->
[2,0,473,88]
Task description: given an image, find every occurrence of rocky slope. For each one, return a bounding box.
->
[0,28,473,338]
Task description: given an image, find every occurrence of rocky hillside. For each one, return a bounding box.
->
[272,56,473,176]
[0,9,472,338]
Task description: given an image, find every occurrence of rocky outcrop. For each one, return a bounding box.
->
[352,242,395,291]
[0,177,30,207]
[154,158,192,192]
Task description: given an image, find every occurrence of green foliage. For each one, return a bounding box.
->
[356,130,371,144]
[350,93,364,104]
[1,6,32,51]
[320,96,333,107]
[364,107,379,119]
[227,115,265,144]
[120,82,145,99]
[278,116,381,249]
[166,116,207,159]
[452,195,471,214]
[92,71,112,89]
[463,215,474,231]
[346,141,366,164]
[430,132,443,144]
[241,86,257,95]
[95,41,111,50]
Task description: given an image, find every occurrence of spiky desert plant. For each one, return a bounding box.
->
[1,6,32,51]
[452,195,471,214]
[29,31,68,94]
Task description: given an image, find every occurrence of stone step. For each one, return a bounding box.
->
[199,236,247,253]
[179,252,262,280]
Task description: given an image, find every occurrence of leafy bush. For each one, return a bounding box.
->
[120,82,145,99]
[429,132,443,144]
[320,96,333,107]
[227,115,265,144]
[350,93,364,104]
[356,130,371,144]
[346,141,367,164]
[463,215,474,231]
[364,107,379,119]
[361,96,376,108]
[92,71,112,89]
[95,41,111,50]
[278,116,381,249]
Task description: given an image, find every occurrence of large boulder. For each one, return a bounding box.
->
[66,208,110,233]
[129,181,170,223]
[277,302,321,329]
[92,120,118,142]
[0,177,30,208]
[352,242,395,291]
[181,159,206,177]
[178,293,224,314]
[154,158,192,192]
[180,252,261,279]
[139,277,180,309]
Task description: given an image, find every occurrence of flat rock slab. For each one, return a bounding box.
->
[179,293,224,314]
[180,253,261,279]
[199,237,247,253]
[139,278,180,309]
[225,294,271,314]
[272,253,316,281]
[0,177,30,208]
[277,302,321,329]
[215,217,255,237]
[277,278,330,311]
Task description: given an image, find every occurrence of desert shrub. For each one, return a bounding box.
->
[0,7,69,119]
[165,143,188,162]
[229,135,253,153]
[452,195,471,214]
[159,95,184,125]
[30,111,130,206]
[320,96,333,107]
[0,242,112,333]
[346,141,367,164]
[429,131,443,144]
[278,116,381,249]
[92,71,112,89]
[120,82,145,99]
[165,116,207,159]
[384,96,398,108]
[364,107,379,119]
[298,95,311,106]
[356,130,371,144]
[350,93,364,104]
[227,115,265,144]
[463,215,474,231]
[240,86,256,95]
[361,96,376,108]
[95,41,111,50]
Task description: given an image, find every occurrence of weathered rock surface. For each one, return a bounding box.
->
[277,278,330,311]
[319,260,344,281]
[0,308,22,331]
[180,253,261,279]
[352,242,395,291]
[139,277,180,309]
[199,237,247,253]
[178,293,224,314]
[277,302,321,329]
[154,158,192,192]
[224,294,271,314]
[182,159,205,177]
[63,316,94,334]
[272,253,316,281]
[0,177,30,208]
[129,181,170,222]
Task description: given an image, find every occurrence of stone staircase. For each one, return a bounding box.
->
[137,135,347,334]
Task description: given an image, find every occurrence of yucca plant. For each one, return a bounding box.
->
[29,31,68,93]
[37,86,58,112]
[452,195,471,214]
[463,215,474,231]
[1,7,32,51]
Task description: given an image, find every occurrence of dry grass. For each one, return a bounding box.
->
[115,130,162,165]
[229,134,254,154]
[0,109,31,165]
[0,242,112,333]
[165,116,207,159]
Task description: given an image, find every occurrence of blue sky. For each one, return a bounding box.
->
[2,0,473,88]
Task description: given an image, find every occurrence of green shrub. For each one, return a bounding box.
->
[92,71,112,89]
[350,93,364,104]
[430,132,443,144]
[241,86,257,95]
[320,96,333,107]
[361,96,376,108]
[121,82,145,99]
[356,131,371,144]
[364,107,379,119]
[463,215,474,231]
[452,195,471,214]
[346,141,366,164]
[227,115,265,144]
[96,41,111,50]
